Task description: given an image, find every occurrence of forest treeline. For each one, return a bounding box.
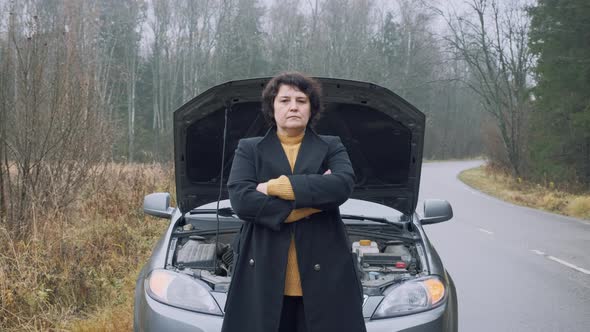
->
[0,0,484,163]
[0,0,589,229]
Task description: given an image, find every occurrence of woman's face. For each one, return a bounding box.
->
[273,84,311,135]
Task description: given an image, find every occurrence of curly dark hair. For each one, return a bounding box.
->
[261,72,323,128]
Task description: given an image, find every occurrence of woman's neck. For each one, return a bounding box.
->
[276,127,305,145]
[276,126,305,137]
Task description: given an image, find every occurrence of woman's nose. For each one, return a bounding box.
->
[288,101,299,111]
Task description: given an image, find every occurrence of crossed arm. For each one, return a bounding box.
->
[227,138,355,231]
[257,171,330,223]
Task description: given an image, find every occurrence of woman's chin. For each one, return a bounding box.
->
[280,125,306,133]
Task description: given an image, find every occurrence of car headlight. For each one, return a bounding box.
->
[145,269,222,316]
[372,276,446,319]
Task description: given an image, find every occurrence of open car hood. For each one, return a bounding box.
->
[174,78,425,215]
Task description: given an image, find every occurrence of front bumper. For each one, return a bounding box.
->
[135,288,452,332]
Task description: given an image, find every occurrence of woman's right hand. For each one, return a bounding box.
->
[256,182,268,195]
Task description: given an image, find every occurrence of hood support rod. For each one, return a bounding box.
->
[214,102,231,273]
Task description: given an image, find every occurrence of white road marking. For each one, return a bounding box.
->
[530,249,590,275]
[547,256,590,275]
[478,228,494,235]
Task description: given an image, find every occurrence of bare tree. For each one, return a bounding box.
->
[122,1,145,163]
[0,0,113,236]
[149,0,171,158]
[436,0,533,175]
[0,0,15,221]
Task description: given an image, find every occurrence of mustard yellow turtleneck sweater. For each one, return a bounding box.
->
[267,131,321,296]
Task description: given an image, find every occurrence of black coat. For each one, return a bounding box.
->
[221,128,367,332]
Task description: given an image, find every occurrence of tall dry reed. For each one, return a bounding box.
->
[0,163,174,331]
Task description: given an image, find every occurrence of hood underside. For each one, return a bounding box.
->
[174,78,425,215]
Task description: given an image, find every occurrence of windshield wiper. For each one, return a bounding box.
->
[188,209,407,225]
[188,207,236,217]
[340,214,408,226]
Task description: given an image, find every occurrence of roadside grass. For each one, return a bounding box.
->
[63,267,138,332]
[0,163,173,331]
[459,165,590,220]
[422,156,484,163]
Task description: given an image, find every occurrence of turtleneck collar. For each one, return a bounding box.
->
[276,129,305,145]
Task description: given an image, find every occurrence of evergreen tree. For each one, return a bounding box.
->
[528,0,590,186]
[213,0,266,81]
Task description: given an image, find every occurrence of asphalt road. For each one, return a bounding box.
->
[419,161,590,332]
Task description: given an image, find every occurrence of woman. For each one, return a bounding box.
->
[222,72,366,332]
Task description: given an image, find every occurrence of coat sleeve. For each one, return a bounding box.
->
[227,139,293,231]
[287,137,356,210]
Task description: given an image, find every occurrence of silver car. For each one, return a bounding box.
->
[134,78,458,332]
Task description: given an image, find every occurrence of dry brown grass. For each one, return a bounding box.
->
[0,163,174,331]
[565,197,590,220]
[459,165,590,220]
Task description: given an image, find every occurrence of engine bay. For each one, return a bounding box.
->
[349,237,424,295]
[169,223,427,296]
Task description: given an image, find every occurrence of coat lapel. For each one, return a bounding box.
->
[257,127,329,176]
[293,128,329,175]
[256,127,293,175]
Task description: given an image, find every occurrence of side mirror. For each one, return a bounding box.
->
[421,199,453,225]
[143,192,175,219]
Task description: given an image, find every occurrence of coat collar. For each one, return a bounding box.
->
[257,126,329,175]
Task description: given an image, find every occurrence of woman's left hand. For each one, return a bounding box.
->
[256,182,268,195]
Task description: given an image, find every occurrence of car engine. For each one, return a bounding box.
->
[350,239,422,295]
[172,232,424,295]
